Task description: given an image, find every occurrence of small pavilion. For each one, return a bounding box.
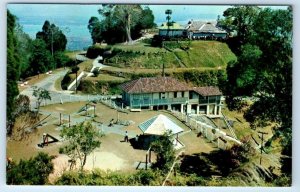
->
[138,114,184,149]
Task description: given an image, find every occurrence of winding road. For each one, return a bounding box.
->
[20,57,107,109]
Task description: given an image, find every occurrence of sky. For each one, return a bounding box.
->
[7,4,233,24]
[7,4,289,23]
[6,4,289,50]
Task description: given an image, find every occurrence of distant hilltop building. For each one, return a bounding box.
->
[158,20,228,40]
[158,22,185,37]
[120,77,223,116]
[185,20,228,40]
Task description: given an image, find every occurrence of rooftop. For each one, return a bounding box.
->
[185,20,227,34]
[193,86,222,96]
[158,22,185,30]
[120,77,191,94]
[139,114,184,135]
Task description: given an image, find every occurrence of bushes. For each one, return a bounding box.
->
[7,152,54,185]
[172,69,226,87]
[162,40,191,50]
[61,73,71,90]
[77,80,123,95]
[86,45,111,59]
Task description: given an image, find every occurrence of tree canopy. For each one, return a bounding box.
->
[7,152,54,185]
[151,132,175,172]
[221,6,292,177]
[7,10,21,134]
[36,20,67,55]
[88,5,155,44]
[59,121,103,170]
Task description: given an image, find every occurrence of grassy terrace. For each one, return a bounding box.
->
[105,41,236,69]
[174,41,237,68]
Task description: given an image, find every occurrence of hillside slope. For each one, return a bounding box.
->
[104,41,236,69]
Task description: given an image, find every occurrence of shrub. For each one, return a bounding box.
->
[7,152,54,185]
[86,45,111,59]
[61,73,71,90]
[71,66,80,74]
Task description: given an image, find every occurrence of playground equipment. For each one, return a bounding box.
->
[78,103,96,117]
[59,113,71,127]
[37,133,59,148]
[85,103,96,117]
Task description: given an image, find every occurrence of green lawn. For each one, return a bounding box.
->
[174,41,237,68]
[106,41,236,69]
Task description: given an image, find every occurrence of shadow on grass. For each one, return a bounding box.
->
[179,152,219,177]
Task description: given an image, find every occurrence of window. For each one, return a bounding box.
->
[160,92,166,99]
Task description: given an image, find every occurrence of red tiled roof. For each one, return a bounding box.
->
[120,77,191,93]
[193,86,222,96]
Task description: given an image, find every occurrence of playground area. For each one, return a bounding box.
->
[7,100,216,183]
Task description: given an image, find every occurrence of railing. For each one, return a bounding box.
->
[131,97,188,107]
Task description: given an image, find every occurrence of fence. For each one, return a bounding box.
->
[170,110,242,149]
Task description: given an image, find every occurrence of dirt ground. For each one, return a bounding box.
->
[7,102,215,183]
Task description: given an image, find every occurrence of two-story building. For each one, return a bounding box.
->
[119,77,223,116]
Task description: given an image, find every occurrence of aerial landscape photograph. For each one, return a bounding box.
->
[5,2,292,188]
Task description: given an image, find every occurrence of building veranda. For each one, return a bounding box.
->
[120,77,223,116]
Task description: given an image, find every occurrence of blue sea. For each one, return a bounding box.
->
[17,15,93,51]
[8,4,235,51]
[8,4,286,51]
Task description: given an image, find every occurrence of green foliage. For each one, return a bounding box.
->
[28,39,54,75]
[103,41,236,69]
[59,121,102,170]
[78,80,123,95]
[151,132,175,172]
[71,66,80,74]
[32,86,51,116]
[61,73,72,90]
[86,45,111,59]
[93,70,100,77]
[56,169,163,185]
[88,16,104,44]
[7,152,54,185]
[221,6,292,175]
[89,5,155,44]
[7,10,21,134]
[36,20,67,53]
[162,40,191,50]
[15,23,33,78]
[172,69,226,86]
[54,51,73,68]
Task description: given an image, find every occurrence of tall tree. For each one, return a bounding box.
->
[7,10,21,134]
[92,4,154,44]
[32,86,51,117]
[151,132,175,172]
[59,121,102,170]
[15,23,33,78]
[165,9,172,37]
[112,5,143,43]
[36,20,67,55]
[222,6,292,179]
[28,39,54,75]
[88,16,103,44]
[222,6,260,44]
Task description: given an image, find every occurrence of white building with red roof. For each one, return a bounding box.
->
[119,77,223,116]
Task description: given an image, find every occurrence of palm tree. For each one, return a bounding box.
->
[165,9,172,37]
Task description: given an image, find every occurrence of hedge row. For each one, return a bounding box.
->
[77,80,125,95]
[76,69,226,95]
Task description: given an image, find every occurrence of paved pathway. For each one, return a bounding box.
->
[19,58,108,109]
